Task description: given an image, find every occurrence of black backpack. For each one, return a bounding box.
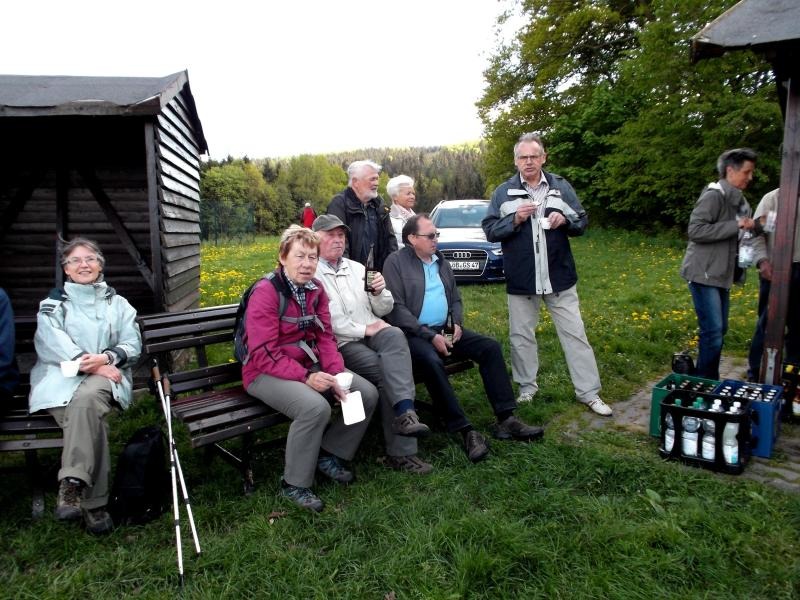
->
[233,271,320,365]
[108,425,169,526]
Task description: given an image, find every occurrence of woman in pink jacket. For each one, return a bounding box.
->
[242,225,377,512]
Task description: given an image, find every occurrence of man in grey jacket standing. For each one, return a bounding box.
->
[680,148,758,380]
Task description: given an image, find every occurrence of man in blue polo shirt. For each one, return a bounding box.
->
[382,214,544,463]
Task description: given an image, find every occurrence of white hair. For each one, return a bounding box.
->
[347,160,382,184]
[386,175,415,199]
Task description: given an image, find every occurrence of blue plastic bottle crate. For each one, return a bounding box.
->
[650,373,719,437]
[714,379,782,458]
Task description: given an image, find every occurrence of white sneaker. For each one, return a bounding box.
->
[583,397,612,416]
[517,392,535,403]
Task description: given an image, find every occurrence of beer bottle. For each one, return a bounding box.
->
[364,244,377,292]
[443,310,455,344]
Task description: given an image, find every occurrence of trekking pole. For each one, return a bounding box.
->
[161,370,201,555]
[151,359,185,586]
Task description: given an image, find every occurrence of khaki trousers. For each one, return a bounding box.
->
[48,375,115,510]
[247,371,378,488]
[508,285,602,403]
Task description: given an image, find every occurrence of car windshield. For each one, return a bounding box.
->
[432,205,487,229]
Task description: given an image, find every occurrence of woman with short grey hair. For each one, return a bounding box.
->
[387,174,416,246]
[29,237,141,535]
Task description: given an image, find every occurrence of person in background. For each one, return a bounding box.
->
[0,287,18,402]
[242,225,378,512]
[680,148,758,380]
[747,188,800,380]
[301,202,317,228]
[383,214,544,463]
[29,238,141,534]
[482,132,611,416]
[312,214,433,474]
[387,174,416,247]
[327,160,398,271]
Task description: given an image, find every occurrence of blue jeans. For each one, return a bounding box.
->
[689,282,729,380]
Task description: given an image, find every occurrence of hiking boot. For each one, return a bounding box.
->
[391,410,431,438]
[381,454,434,475]
[462,430,490,463]
[55,477,85,521]
[493,415,545,442]
[583,396,613,416]
[517,391,535,403]
[281,482,324,512]
[83,506,114,535]
[317,454,354,484]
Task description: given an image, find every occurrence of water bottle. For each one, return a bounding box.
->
[682,404,700,457]
[722,403,740,465]
[738,230,754,268]
[663,399,680,452]
[701,401,723,460]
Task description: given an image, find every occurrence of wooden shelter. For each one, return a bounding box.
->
[0,71,208,318]
[692,0,800,385]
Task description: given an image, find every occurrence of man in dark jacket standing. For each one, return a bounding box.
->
[327,160,398,271]
[383,214,544,464]
[482,132,611,416]
[680,148,757,380]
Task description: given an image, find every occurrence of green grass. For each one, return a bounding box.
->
[2,228,798,599]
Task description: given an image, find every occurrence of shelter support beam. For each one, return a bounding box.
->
[762,75,800,384]
[78,167,155,291]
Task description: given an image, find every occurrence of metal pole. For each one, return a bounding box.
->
[152,359,185,586]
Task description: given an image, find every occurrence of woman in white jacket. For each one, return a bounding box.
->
[29,238,141,534]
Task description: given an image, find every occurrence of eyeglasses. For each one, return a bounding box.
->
[414,232,440,240]
[65,256,99,266]
[516,154,543,162]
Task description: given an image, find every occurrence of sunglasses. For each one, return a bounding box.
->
[414,232,440,240]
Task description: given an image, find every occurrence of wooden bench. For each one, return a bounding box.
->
[0,316,64,518]
[138,303,474,494]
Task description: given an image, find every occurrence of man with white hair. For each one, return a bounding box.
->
[387,174,416,246]
[327,160,398,271]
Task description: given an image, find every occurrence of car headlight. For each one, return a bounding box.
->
[489,248,503,257]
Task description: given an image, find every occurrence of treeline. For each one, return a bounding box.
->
[479,0,783,228]
[202,1,781,240]
[199,145,485,240]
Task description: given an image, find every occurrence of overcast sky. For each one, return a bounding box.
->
[2,0,509,160]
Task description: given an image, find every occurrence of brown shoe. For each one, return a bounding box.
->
[83,506,114,535]
[391,410,431,438]
[381,454,434,475]
[493,415,545,442]
[463,430,490,463]
[56,477,84,521]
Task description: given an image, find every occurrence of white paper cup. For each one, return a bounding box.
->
[539,217,551,229]
[341,390,366,425]
[334,371,353,391]
[60,360,81,377]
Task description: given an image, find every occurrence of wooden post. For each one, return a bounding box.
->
[55,167,69,288]
[762,75,800,385]
[145,122,165,312]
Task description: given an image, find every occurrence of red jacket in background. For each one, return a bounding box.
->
[301,206,317,228]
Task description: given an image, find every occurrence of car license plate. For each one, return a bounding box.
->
[449,260,480,271]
